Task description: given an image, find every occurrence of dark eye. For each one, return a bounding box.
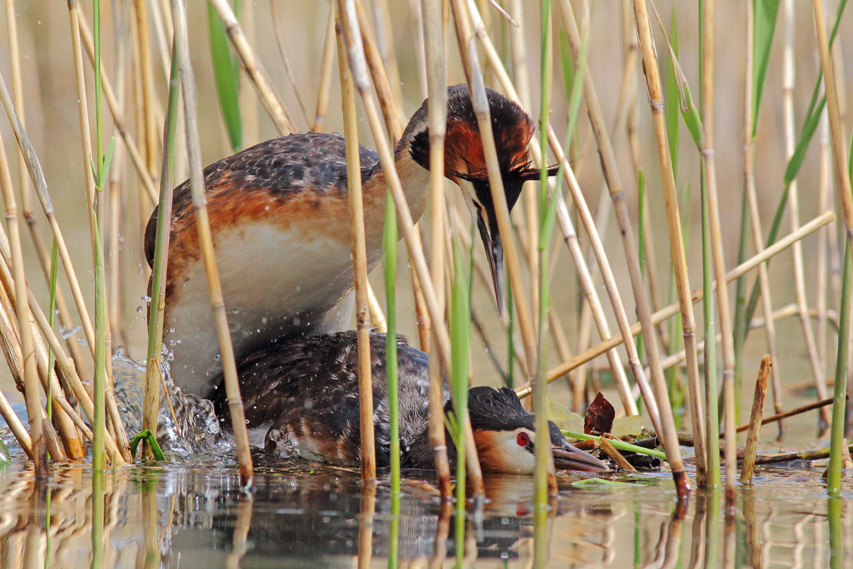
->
[516,432,530,446]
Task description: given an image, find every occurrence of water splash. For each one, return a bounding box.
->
[112,349,235,465]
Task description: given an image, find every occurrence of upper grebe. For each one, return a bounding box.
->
[147,85,551,399]
[212,331,608,474]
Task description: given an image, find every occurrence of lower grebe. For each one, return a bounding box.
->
[211,332,608,474]
[149,85,553,399]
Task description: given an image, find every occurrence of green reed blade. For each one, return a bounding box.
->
[561,431,667,460]
[144,41,181,452]
[751,0,779,136]
[701,166,721,486]
[732,188,751,427]
[665,8,680,180]
[742,0,849,330]
[827,134,853,495]
[92,0,108,474]
[207,0,243,152]
[450,238,470,510]
[129,430,166,462]
[382,190,399,495]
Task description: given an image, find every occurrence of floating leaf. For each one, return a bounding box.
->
[584,392,615,435]
[611,415,645,439]
[570,478,634,487]
[546,397,584,433]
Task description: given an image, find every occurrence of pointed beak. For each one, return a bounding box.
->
[552,440,610,472]
[476,210,505,317]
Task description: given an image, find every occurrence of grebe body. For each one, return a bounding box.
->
[212,332,608,474]
[149,85,547,399]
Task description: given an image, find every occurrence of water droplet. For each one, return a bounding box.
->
[77,338,88,346]
[141,295,151,303]
[169,328,174,333]
[293,317,301,326]
[137,306,144,314]
[54,309,60,315]
[213,354,221,362]
[261,317,268,325]
[59,324,82,339]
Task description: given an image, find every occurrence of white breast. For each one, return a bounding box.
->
[164,153,432,399]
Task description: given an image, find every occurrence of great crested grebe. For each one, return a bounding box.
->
[147,85,552,399]
[212,331,608,474]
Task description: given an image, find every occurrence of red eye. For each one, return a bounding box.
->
[516,432,530,446]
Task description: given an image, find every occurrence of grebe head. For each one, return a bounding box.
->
[464,386,608,475]
[403,84,558,314]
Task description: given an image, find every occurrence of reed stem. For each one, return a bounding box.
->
[383,192,400,493]
[143,41,180,455]
[0,81,43,471]
[828,240,851,494]
[341,0,484,494]
[421,0,453,499]
[335,0,376,481]
[533,0,558,501]
[514,211,836,396]
[171,0,254,487]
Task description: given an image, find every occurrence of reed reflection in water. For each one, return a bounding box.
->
[0,462,850,567]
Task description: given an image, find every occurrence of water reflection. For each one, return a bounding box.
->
[0,464,850,567]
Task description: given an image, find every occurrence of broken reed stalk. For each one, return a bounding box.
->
[171,0,253,487]
[0,109,44,471]
[312,4,337,133]
[784,0,830,427]
[421,0,453,499]
[533,0,558,500]
[208,0,296,135]
[730,394,842,434]
[340,0,484,495]
[335,0,376,481]
[740,355,771,484]
[559,0,693,490]
[699,0,735,497]
[513,211,836,396]
[810,0,853,495]
[743,1,785,430]
[143,45,181,456]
